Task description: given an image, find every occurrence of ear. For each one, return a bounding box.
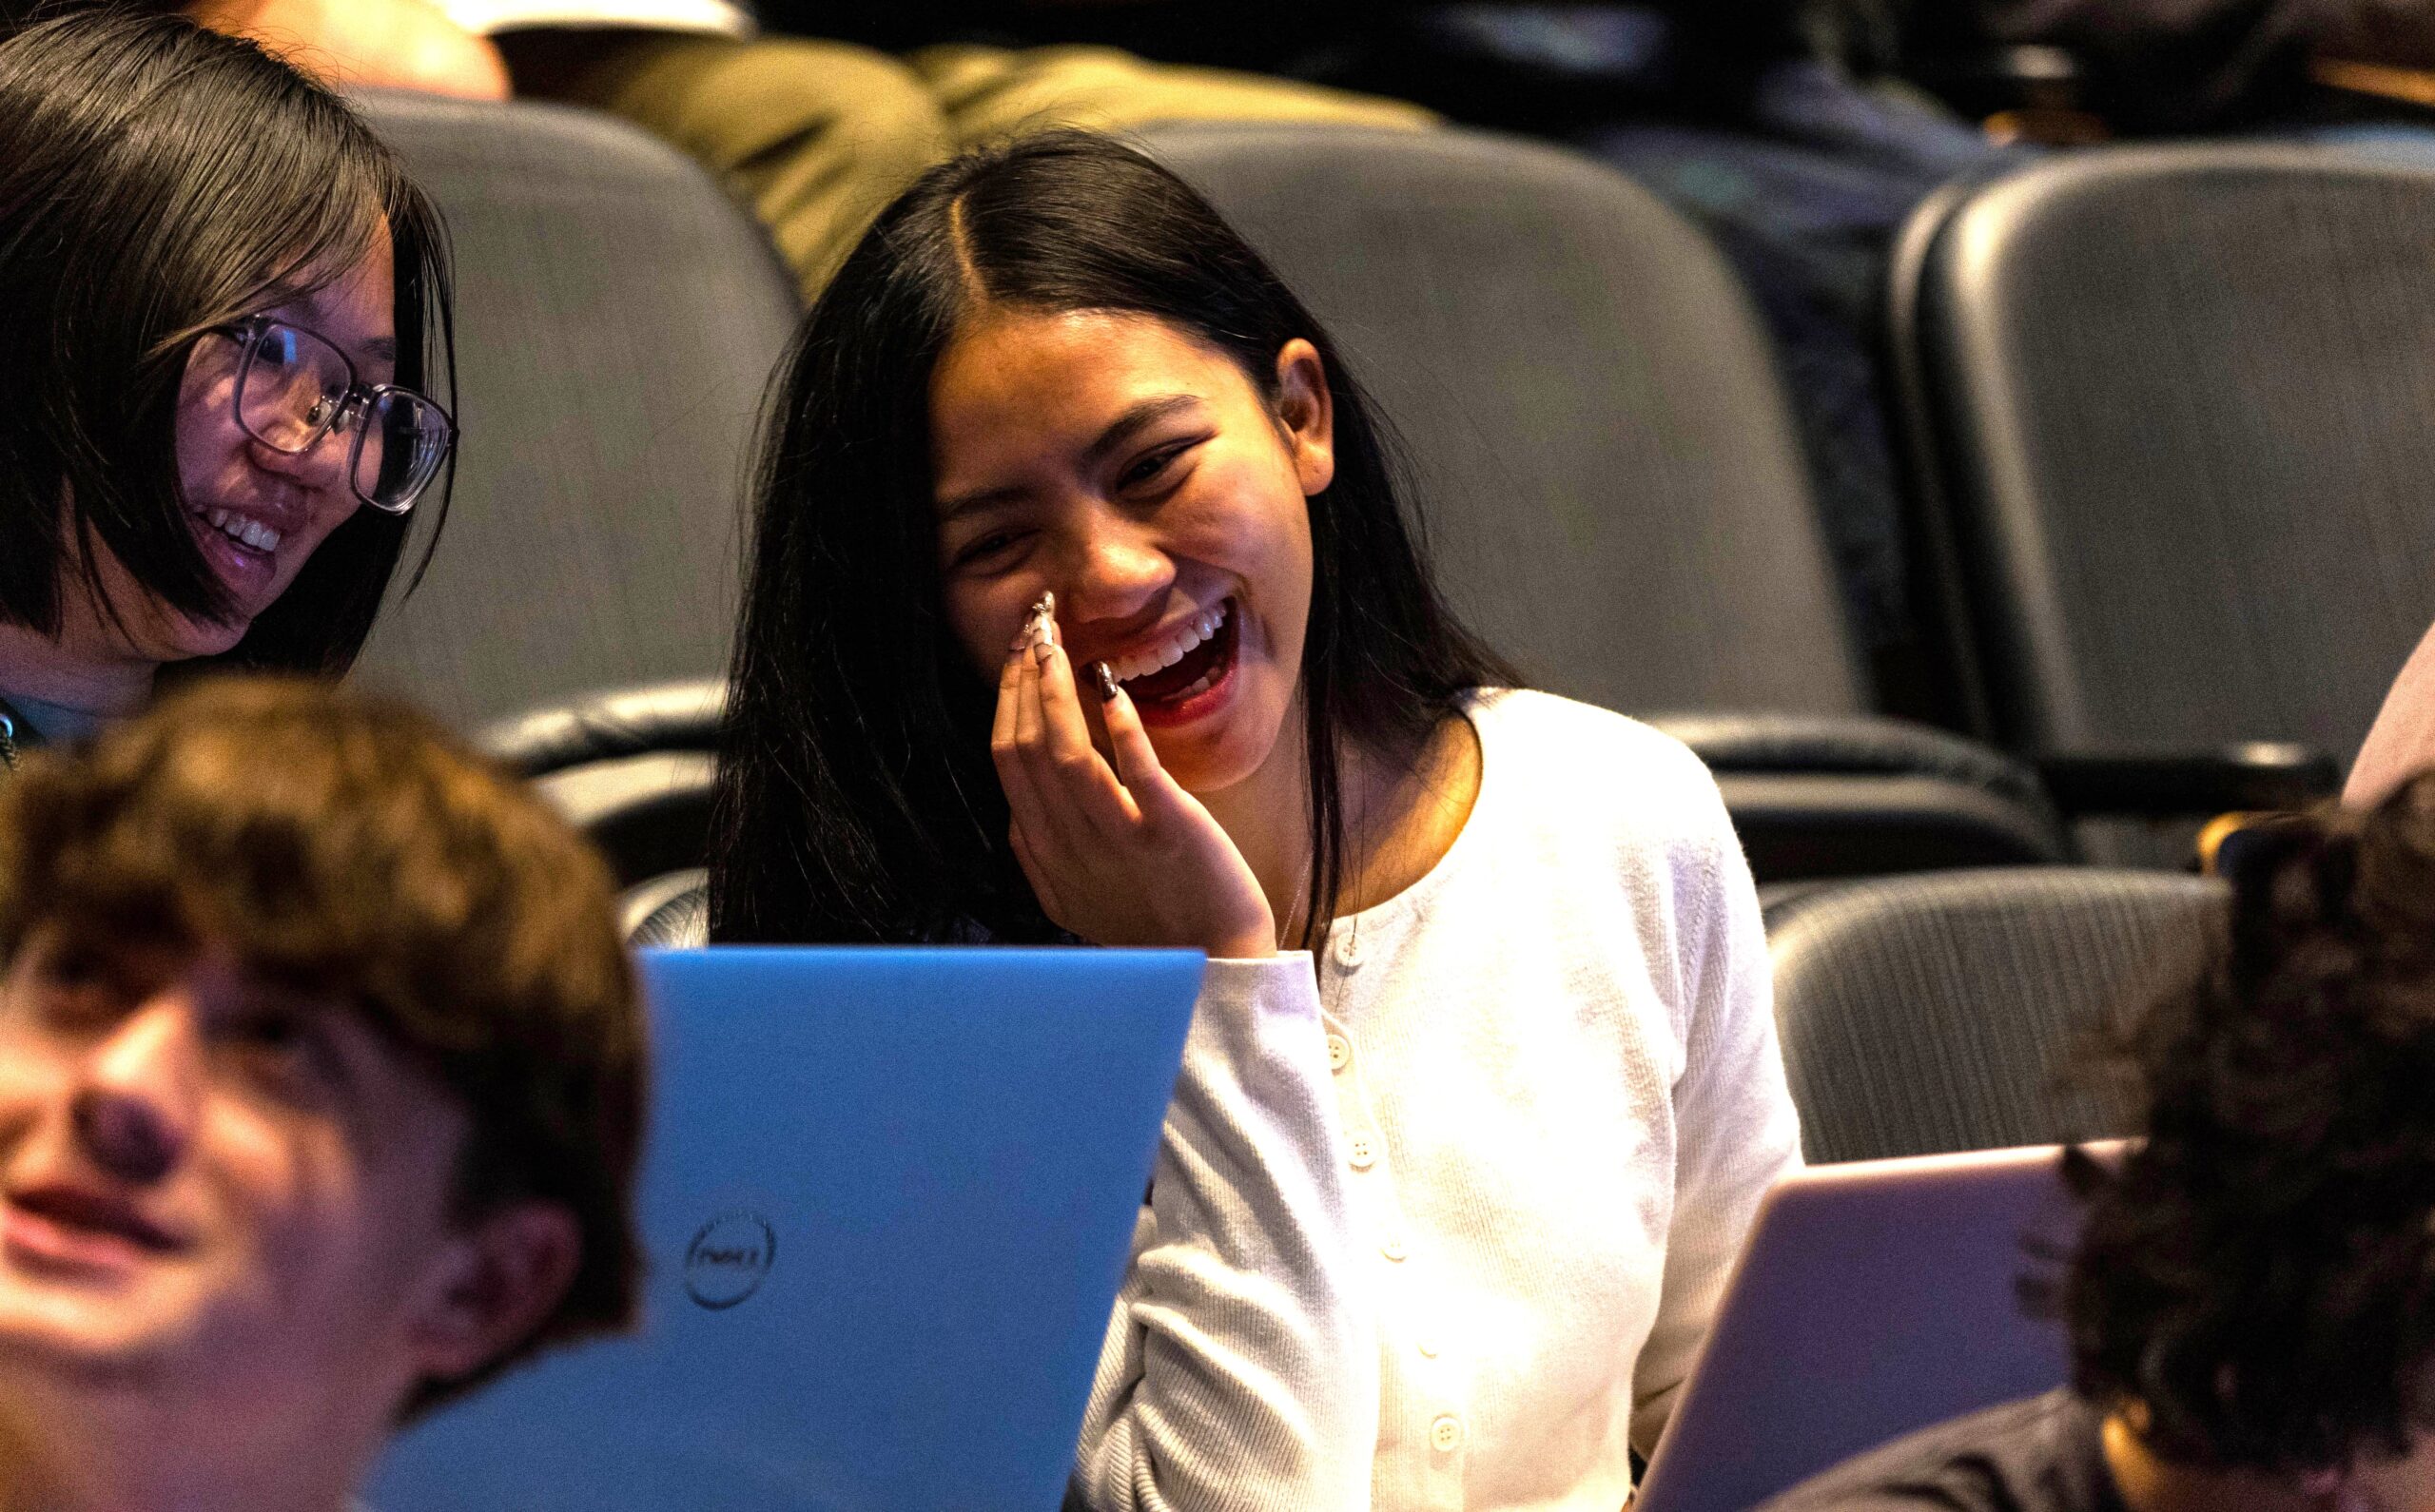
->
[404,1201,584,1384]
[1273,339,1335,498]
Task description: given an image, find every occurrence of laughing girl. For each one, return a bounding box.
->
[709,131,1800,1511]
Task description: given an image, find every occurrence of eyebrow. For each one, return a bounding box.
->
[288,286,399,370]
[937,394,1207,520]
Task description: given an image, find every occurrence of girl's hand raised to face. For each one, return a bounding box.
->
[992,596,1278,959]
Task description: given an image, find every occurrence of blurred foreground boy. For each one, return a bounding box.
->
[0,677,643,1512]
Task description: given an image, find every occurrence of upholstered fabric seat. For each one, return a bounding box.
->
[1892,144,2435,817]
[1766,868,2223,1163]
[1142,124,2069,882]
[352,94,797,727]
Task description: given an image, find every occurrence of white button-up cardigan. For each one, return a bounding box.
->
[1073,688,1804,1511]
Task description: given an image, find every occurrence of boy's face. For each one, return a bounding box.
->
[0,921,489,1446]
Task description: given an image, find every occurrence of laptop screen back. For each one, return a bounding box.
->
[369,946,1202,1512]
[1635,1144,2092,1512]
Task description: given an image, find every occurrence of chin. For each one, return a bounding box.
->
[0,1290,183,1381]
[1153,702,1290,796]
[160,611,253,661]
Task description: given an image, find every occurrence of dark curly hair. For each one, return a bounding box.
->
[2066,769,2435,1473]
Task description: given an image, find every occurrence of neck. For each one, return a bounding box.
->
[0,620,153,727]
[2101,1410,2345,1512]
[0,1380,362,1512]
[1198,703,1476,948]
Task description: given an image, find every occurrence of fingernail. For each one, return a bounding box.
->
[1018,591,1057,654]
[1093,661,1119,702]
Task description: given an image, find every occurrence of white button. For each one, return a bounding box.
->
[1348,1135,1377,1170]
[1335,930,1364,969]
[1416,1337,1440,1358]
[1430,1415,1463,1452]
[1326,1033,1352,1072]
[1381,1236,1408,1262]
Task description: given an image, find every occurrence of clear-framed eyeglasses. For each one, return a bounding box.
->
[198,315,457,514]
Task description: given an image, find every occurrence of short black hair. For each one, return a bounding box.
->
[0,9,454,674]
[2067,770,2435,1472]
[711,130,1513,947]
[0,675,644,1414]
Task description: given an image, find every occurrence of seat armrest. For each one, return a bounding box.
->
[2035,745,2341,819]
[480,678,727,777]
[532,751,715,887]
[1645,711,2050,808]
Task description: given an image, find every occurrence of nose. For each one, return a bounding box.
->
[245,414,354,501]
[1057,506,1176,626]
[70,998,201,1186]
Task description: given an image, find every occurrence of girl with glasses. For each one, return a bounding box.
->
[0,10,456,763]
[704,131,1801,1509]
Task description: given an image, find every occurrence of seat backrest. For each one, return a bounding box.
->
[1767,868,2223,1163]
[1896,144,2435,762]
[351,94,798,727]
[1141,123,1864,718]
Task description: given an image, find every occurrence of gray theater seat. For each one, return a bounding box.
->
[1766,868,2224,1164]
[1140,123,2067,881]
[1893,144,2435,819]
[1142,123,1855,719]
[350,93,797,727]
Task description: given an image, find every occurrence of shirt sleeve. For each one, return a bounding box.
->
[1070,953,1378,1512]
[1627,785,1805,1455]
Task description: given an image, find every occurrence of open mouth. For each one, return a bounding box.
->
[3,1187,181,1272]
[1111,599,1238,710]
[191,506,283,559]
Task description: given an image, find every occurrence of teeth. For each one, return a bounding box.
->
[1110,600,1229,684]
[196,508,282,554]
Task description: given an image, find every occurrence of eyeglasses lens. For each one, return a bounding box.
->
[237,324,352,455]
[354,393,450,514]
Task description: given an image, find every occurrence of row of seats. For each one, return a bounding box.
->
[341,94,2431,910]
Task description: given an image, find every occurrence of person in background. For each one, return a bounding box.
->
[705,130,1801,1508]
[125,0,1431,294]
[1865,0,2435,135]
[1759,768,2435,1512]
[0,674,645,1512]
[0,10,457,764]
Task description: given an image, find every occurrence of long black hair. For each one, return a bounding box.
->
[0,9,455,676]
[711,130,1512,946]
[2066,770,2435,1472]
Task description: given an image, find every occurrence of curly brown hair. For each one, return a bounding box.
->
[0,675,642,1415]
[2067,769,2435,1472]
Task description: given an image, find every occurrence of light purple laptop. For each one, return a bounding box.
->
[1634,1143,2111,1512]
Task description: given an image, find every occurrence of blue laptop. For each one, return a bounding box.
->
[370,946,1203,1512]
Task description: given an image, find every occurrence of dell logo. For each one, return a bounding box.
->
[684,1213,777,1310]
